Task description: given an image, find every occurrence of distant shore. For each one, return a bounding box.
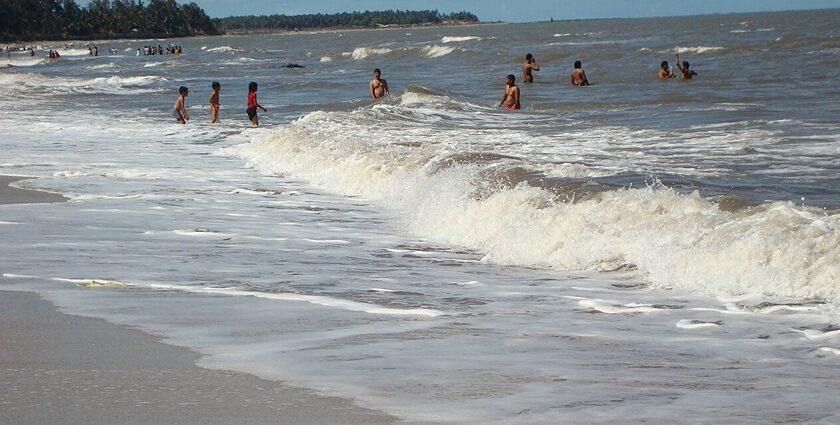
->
[222,21,501,35]
[3,22,501,45]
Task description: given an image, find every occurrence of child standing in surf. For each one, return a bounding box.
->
[209,81,220,124]
[246,82,267,126]
[173,86,189,124]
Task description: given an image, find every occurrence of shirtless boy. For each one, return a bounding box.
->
[498,74,520,110]
[675,53,698,79]
[659,61,675,79]
[173,86,189,124]
[570,60,590,86]
[369,68,389,99]
[522,53,540,83]
[209,81,220,123]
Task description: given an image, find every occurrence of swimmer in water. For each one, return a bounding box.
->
[498,74,520,110]
[659,61,675,79]
[522,53,540,83]
[369,68,389,99]
[675,52,698,79]
[570,60,590,86]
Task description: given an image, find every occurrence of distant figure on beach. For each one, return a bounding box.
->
[498,74,520,110]
[247,82,267,126]
[173,86,189,125]
[675,53,697,79]
[369,68,389,99]
[570,60,590,86]
[522,53,540,83]
[209,81,221,124]
[659,61,675,79]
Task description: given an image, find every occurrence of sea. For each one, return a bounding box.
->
[2,8,840,424]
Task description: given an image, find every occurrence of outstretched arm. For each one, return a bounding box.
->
[675,53,686,72]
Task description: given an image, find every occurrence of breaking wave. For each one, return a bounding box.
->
[222,89,840,302]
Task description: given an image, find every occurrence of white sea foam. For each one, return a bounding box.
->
[441,36,481,43]
[205,46,242,53]
[224,98,840,303]
[347,45,457,59]
[422,45,457,57]
[349,46,393,59]
[0,73,167,94]
[150,283,443,316]
[88,63,117,69]
[673,46,725,54]
[676,319,722,329]
[58,48,93,56]
[320,56,332,62]
[3,58,46,67]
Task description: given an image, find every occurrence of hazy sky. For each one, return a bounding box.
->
[188,0,840,21]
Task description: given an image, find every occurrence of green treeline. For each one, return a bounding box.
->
[0,0,220,41]
[215,10,480,32]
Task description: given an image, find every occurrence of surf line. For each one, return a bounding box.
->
[150,283,444,317]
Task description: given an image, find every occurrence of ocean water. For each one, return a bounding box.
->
[2,8,840,423]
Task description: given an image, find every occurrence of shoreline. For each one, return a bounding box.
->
[0,290,397,425]
[0,176,67,205]
[0,178,396,423]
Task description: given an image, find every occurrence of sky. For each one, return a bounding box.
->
[187,0,840,21]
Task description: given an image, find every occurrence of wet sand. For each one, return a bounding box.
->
[0,176,66,204]
[0,175,396,425]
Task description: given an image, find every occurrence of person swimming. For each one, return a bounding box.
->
[675,53,698,79]
[570,60,590,86]
[498,74,520,110]
[369,68,389,99]
[522,53,540,83]
[659,61,675,79]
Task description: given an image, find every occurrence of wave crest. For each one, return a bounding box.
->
[223,104,840,302]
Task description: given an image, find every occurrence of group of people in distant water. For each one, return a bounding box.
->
[139,45,183,56]
[4,45,35,58]
[171,50,699,125]
[11,43,186,59]
[500,51,697,109]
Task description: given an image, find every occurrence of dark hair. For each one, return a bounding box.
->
[179,86,188,95]
[373,68,381,74]
[506,74,515,82]
[248,81,258,92]
[211,81,220,90]
[683,61,690,69]
[661,61,669,68]
[574,60,582,69]
[525,53,533,60]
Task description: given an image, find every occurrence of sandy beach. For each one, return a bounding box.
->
[0,176,396,425]
[0,176,66,204]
